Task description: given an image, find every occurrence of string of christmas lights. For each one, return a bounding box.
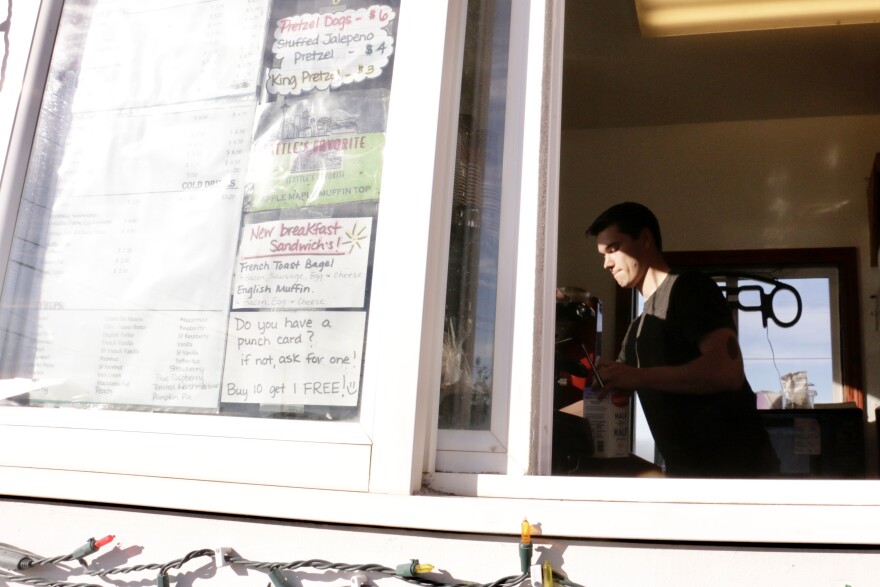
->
[0,533,584,587]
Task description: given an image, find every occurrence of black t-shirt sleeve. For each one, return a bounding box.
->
[669,271,736,348]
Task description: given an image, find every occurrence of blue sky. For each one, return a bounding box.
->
[737,277,834,403]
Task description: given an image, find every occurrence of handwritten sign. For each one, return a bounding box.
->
[221,310,365,407]
[233,217,372,309]
[243,1,399,211]
[267,5,396,96]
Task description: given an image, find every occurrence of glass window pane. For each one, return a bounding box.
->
[0,0,403,422]
[438,0,510,431]
[738,277,835,406]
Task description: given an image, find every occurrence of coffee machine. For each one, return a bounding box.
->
[554,287,602,408]
[552,287,603,473]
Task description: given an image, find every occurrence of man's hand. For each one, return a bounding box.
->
[594,358,641,392]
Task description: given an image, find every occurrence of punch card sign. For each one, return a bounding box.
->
[222,310,365,407]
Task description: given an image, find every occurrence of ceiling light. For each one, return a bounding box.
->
[634,0,880,37]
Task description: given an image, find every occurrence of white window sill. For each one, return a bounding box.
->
[3,467,879,546]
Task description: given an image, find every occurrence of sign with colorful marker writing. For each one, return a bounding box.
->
[243,1,399,211]
[221,310,365,406]
[233,216,372,309]
[267,4,395,95]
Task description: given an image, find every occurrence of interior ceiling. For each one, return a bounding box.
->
[562,0,880,130]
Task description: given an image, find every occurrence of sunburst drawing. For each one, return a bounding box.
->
[341,221,369,253]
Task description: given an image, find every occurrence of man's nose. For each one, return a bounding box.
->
[603,255,614,270]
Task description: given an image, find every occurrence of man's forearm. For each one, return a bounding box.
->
[632,356,745,394]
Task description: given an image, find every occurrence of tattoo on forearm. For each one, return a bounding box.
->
[727,336,740,360]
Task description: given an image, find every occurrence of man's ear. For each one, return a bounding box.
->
[639,227,654,249]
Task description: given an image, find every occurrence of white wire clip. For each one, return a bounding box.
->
[214,547,231,568]
[530,564,544,587]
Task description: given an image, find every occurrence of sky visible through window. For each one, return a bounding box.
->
[737,277,834,406]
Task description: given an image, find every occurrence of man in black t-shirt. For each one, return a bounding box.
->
[585,202,779,478]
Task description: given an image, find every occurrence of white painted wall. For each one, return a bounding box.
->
[558,115,880,419]
[2,498,879,587]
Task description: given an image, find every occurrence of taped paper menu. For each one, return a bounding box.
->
[221,310,365,407]
[70,0,266,112]
[244,3,397,211]
[0,0,267,409]
[233,217,372,309]
[38,168,245,312]
[6,101,251,406]
[54,102,254,202]
[20,311,227,409]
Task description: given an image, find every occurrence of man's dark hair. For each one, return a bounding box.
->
[585,201,663,252]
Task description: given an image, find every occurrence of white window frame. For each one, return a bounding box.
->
[0,2,42,177]
[432,0,528,475]
[427,0,561,477]
[425,0,568,478]
[0,0,450,497]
